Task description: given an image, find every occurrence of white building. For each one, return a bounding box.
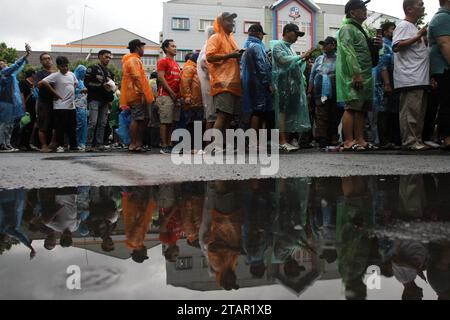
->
[51,28,161,76]
[162,0,401,62]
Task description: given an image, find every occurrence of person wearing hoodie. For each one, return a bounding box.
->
[0,44,31,152]
[241,24,272,147]
[120,40,154,153]
[74,65,88,151]
[206,12,243,152]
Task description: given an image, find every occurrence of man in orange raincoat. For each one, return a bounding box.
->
[120,39,154,153]
[206,13,243,145]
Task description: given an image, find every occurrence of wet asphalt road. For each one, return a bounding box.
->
[1,149,450,189]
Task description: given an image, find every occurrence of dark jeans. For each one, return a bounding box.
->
[315,98,342,144]
[378,112,401,146]
[436,70,450,138]
[54,109,77,148]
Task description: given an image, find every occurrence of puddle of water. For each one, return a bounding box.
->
[1,174,449,300]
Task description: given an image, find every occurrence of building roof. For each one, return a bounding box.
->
[167,0,275,8]
[68,28,159,47]
[272,0,321,12]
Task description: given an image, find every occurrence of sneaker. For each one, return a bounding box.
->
[0,145,14,153]
[56,146,65,153]
[279,143,299,152]
[96,145,107,152]
[290,139,300,149]
[424,141,440,149]
[85,146,95,153]
[404,144,430,152]
[160,147,172,155]
[30,144,40,151]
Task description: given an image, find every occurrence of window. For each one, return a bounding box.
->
[172,17,190,30]
[328,27,340,37]
[142,56,157,67]
[244,21,261,34]
[199,19,214,31]
[176,49,193,62]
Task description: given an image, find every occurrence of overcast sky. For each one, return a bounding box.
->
[1,0,441,51]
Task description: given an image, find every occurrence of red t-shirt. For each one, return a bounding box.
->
[157,57,181,97]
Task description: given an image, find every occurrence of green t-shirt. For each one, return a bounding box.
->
[429,8,450,75]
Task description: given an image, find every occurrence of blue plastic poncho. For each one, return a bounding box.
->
[241,36,272,115]
[271,40,311,133]
[0,57,27,123]
[73,65,87,97]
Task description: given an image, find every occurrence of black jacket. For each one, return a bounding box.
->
[85,64,115,103]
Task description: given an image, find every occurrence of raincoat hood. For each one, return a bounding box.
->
[74,65,87,94]
[74,65,87,81]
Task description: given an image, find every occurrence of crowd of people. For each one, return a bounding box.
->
[0,0,449,154]
[1,175,450,299]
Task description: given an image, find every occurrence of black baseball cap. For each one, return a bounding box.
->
[283,23,305,37]
[345,0,371,14]
[127,39,146,51]
[248,24,267,35]
[319,36,337,46]
[222,12,238,20]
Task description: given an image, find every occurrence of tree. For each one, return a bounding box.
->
[0,42,17,63]
[417,13,427,27]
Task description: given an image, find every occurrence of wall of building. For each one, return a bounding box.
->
[163,1,266,61]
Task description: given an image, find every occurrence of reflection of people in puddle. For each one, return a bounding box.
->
[272,179,313,279]
[158,185,183,262]
[337,177,373,300]
[180,182,205,249]
[310,177,341,264]
[122,187,156,263]
[243,180,274,279]
[0,189,36,259]
[207,181,243,291]
[428,245,450,300]
[31,188,79,249]
[86,187,121,252]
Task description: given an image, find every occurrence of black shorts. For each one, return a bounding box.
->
[37,100,54,132]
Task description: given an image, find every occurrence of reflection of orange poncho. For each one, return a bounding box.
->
[122,192,157,250]
[120,53,154,107]
[208,208,242,286]
[181,196,204,243]
[180,60,203,109]
[206,17,242,97]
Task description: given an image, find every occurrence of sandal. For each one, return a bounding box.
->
[362,143,379,151]
[341,143,364,152]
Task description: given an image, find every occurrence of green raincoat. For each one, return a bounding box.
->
[336,18,373,104]
[271,40,311,133]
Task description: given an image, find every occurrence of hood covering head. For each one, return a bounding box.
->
[74,65,87,92]
[213,14,238,49]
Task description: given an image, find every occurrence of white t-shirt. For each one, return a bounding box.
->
[43,71,78,110]
[393,20,430,89]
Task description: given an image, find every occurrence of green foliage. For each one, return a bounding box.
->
[0,237,19,256]
[310,45,323,61]
[69,60,122,85]
[0,42,17,63]
[417,13,427,27]
[363,23,377,38]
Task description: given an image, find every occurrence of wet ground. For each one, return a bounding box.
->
[1,174,449,300]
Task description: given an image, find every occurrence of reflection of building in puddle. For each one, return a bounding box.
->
[166,240,276,291]
[166,240,340,295]
[73,235,161,260]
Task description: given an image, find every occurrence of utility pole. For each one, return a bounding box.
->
[80,5,93,53]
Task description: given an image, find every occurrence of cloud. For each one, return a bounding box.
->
[2,0,165,50]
